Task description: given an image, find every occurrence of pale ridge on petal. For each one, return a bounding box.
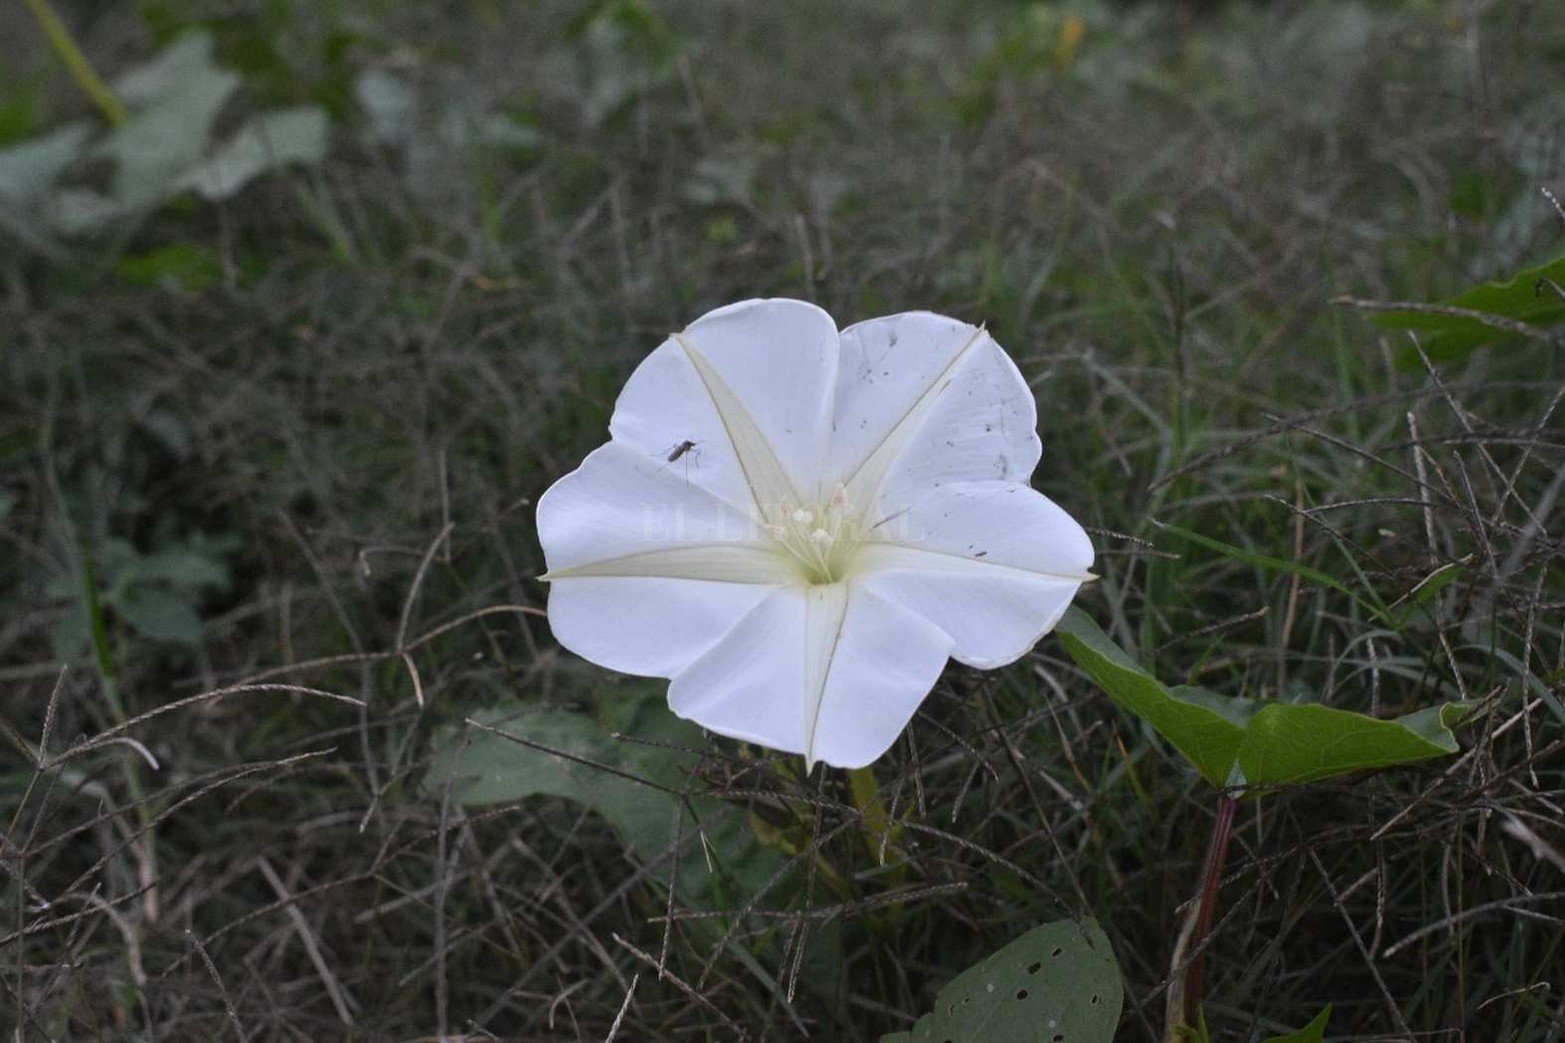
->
[674,333,802,514]
[666,587,810,754]
[852,542,1096,583]
[806,584,954,768]
[837,323,990,511]
[536,441,771,574]
[850,481,1094,669]
[858,567,1082,670]
[543,543,797,584]
[801,582,850,771]
[606,339,767,519]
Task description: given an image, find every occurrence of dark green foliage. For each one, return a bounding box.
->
[0,1,1561,1041]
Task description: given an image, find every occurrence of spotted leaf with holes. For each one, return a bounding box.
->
[881,918,1122,1043]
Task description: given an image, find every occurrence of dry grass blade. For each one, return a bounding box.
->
[257,857,359,1026]
[1332,295,1564,345]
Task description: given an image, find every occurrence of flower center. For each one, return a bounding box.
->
[763,484,863,584]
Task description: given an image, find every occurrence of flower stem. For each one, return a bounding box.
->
[1166,790,1240,1039]
[22,0,127,126]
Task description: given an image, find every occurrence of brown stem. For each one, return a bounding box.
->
[1182,791,1239,1031]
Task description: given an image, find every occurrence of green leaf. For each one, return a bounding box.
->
[48,188,127,234]
[1264,1005,1331,1043]
[114,30,223,105]
[1055,609,1466,789]
[881,918,1122,1043]
[0,85,43,146]
[0,123,91,203]
[0,123,92,253]
[117,244,222,291]
[99,32,240,207]
[431,706,672,851]
[570,0,681,126]
[116,547,231,591]
[177,106,328,202]
[355,69,415,145]
[26,30,325,235]
[426,687,782,906]
[474,113,541,152]
[1235,703,1462,787]
[1370,255,1565,363]
[1387,559,1464,626]
[113,585,204,643]
[1055,609,1249,785]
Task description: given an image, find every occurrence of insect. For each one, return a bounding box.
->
[666,439,699,464]
[657,439,702,480]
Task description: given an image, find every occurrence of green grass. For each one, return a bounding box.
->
[1,1,1563,1040]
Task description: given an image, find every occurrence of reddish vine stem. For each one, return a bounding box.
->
[1182,791,1240,1031]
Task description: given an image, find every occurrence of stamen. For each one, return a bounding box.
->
[761,492,864,584]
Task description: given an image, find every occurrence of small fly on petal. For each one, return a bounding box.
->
[656,439,702,480]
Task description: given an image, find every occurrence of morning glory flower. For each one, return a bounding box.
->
[537,299,1094,769]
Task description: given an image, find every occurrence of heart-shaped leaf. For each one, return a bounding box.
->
[177,107,328,202]
[98,33,239,207]
[4,30,329,240]
[1368,254,1565,363]
[425,685,782,907]
[1055,609,1466,788]
[881,918,1122,1043]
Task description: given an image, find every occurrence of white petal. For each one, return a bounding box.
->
[855,481,1093,668]
[547,576,778,678]
[806,584,953,769]
[667,582,953,769]
[673,299,839,505]
[801,583,849,766]
[536,442,770,573]
[667,586,812,755]
[831,312,1040,517]
[608,335,767,518]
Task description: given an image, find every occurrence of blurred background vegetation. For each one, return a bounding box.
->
[1,0,1562,1040]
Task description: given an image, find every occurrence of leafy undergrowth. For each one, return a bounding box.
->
[1,1,1562,1040]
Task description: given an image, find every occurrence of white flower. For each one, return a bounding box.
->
[537,299,1094,769]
